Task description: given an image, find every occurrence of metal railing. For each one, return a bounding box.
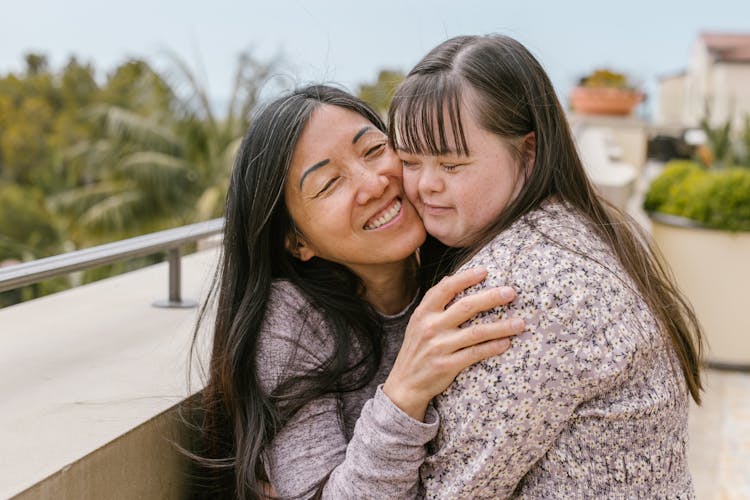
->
[0,218,224,308]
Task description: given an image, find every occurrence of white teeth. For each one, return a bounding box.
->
[365,200,402,230]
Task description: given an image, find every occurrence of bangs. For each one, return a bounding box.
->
[389,74,469,157]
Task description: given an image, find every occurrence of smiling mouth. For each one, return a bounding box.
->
[364,198,402,230]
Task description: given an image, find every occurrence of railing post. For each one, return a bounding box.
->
[152,247,198,309]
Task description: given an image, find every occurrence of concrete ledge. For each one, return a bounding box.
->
[14,403,192,500]
[0,249,216,498]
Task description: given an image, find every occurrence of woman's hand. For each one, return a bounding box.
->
[383,267,523,421]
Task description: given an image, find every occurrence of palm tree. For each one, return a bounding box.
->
[52,51,282,246]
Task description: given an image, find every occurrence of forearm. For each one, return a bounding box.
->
[267,387,438,499]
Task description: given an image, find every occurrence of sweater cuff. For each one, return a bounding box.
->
[370,384,439,445]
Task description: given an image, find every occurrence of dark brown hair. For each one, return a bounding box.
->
[388,34,703,404]
[190,85,390,499]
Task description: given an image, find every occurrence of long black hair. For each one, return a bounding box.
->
[388,34,703,404]
[190,85,392,499]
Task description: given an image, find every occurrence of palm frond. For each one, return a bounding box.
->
[162,49,216,129]
[48,181,132,215]
[91,103,183,154]
[117,151,195,204]
[78,190,143,234]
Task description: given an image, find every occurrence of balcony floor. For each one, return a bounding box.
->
[689,369,750,499]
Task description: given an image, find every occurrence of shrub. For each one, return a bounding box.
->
[644,160,750,232]
[643,161,699,212]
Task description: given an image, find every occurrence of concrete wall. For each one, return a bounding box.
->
[568,113,649,171]
[0,250,217,499]
[14,404,193,500]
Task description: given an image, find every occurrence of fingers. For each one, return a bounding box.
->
[420,267,488,310]
[448,318,525,352]
[441,286,516,327]
[455,337,513,370]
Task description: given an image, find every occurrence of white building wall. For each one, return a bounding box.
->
[656,74,687,126]
[659,37,750,132]
[715,63,750,131]
[685,39,711,127]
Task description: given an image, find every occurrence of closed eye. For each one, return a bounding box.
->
[365,143,386,158]
[314,177,340,197]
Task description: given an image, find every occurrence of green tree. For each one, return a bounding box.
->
[358,69,405,118]
[0,184,61,262]
[51,51,280,245]
[0,183,68,307]
[0,53,102,193]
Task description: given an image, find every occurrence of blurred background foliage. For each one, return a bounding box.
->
[0,52,399,306]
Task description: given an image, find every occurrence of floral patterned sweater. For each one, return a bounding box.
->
[421,200,694,499]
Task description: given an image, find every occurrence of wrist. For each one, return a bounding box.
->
[382,378,428,422]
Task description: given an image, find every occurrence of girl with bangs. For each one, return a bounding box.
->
[388,34,703,498]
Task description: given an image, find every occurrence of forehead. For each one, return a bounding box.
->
[297,104,374,149]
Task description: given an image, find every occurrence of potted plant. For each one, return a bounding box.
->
[569,69,644,116]
[644,158,750,369]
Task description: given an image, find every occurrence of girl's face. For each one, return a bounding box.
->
[398,101,527,248]
[284,104,426,276]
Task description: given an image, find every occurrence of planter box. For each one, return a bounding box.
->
[650,213,750,369]
[569,87,643,116]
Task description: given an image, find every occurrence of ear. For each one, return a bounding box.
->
[284,231,315,262]
[523,132,536,172]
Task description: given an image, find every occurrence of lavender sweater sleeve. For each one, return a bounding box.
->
[257,281,438,499]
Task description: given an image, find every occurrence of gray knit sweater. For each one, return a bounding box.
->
[257,281,437,499]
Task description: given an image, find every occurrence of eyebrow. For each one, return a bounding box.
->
[298,159,330,190]
[352,126,372,144]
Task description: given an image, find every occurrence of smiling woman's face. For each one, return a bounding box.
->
[284,104,426,276]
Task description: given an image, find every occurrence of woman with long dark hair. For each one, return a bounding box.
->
[389,34,704,498]
[191,84,524,499]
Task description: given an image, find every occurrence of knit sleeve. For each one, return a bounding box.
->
[420,238,639,499]
[257,281,439,499]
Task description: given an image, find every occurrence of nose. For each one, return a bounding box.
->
[418,165,444,194]
[354,166,389,205]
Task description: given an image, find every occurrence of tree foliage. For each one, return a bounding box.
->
[357,69,404,118]
[0,49,281,306]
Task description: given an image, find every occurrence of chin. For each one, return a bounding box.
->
[424,226,454,247]
[436,231,471,248]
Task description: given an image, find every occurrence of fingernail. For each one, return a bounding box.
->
[499,287,515,300]
[498,338,511,348]
[511,318,525,331]
[474,267,487,276]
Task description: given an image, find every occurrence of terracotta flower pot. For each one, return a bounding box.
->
[569,86,643,116]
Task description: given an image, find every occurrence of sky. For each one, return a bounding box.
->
[1,0,750,117]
